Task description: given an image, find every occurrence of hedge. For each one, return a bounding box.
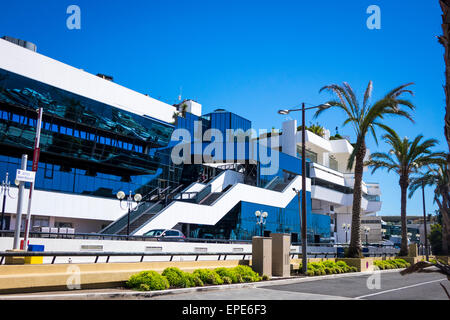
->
[127,265,267,291]
[297,260,357,276]
[373,259,411,270]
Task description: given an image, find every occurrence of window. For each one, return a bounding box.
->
[329,155,338,171]
[55,222,73,228]
[32,216,49,228]
[44,163,53,179]
[164,230,179,236]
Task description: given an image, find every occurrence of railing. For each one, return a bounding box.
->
[99,186,169,235]
[0,250,402,266]
[0,249,401,266]
[0,230,252,244]
[0,251,253,265]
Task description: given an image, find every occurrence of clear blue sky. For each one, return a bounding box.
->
[0,0,446,216]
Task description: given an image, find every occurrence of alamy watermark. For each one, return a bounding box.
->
[66,5,81,30]
[170,122,280,175]
[366,5,381,30]
[66,264,81,290]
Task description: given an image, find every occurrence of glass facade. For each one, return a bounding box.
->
[0,68,182,197]
[187,193,330,242]
[202,110,251,136]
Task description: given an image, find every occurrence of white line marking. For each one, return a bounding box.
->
[355,279,444,299]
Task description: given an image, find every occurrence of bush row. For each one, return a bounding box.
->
[373,259,411,270]
[126,265,269,291]
[296,260,358,276]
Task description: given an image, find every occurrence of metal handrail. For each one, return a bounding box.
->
[0,250,253,264]
[0,250,400,265]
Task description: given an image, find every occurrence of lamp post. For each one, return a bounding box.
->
[255,210,268,236]
[278,102,330,275]
[116,190,142,238]
[421,182,429,261]
[363,227,370,245]
[342,223,350,244]
[1,172,15,231]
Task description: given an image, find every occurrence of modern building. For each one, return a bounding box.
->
[381,215,435,245]
[0,36,382,243]
[0,36,179,233]
[257,120,383,243]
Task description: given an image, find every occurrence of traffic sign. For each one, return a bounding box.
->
[16,169,36,183]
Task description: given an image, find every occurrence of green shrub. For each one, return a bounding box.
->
[306,269,315,276]
[190,274,204,287]
[242,275,254,282]
[313,269,322,276]
[324,267,333,275]
[322,261,337,269]
[232,265,260,282]
[162,267,192,288]
[222,276,233,284]
[350,266,358,272]
[126,270,169,291]
[193,269,223,285]
[262,274,270,281]
[215,267,239,283]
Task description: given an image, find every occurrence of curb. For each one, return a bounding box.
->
[0,268,406,300]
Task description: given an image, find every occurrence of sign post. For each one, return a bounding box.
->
[13,154,28,250]
[22,107,43,251]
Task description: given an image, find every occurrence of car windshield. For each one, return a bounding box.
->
[145,229,164,237]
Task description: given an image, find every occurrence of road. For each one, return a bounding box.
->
[150,270,450,300]
[0,269,448,300]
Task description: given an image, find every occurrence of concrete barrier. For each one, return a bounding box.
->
[0,259,250,294]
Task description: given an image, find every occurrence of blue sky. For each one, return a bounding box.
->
[0,0,445,216]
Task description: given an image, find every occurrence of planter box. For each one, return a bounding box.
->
[435,256,449,265]
[336,258,374,272]
[4,250,25,265]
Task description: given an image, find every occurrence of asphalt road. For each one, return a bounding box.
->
[149,270,450,300]
[1,269,448,300]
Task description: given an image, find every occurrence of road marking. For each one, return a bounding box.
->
[355,279,444,299]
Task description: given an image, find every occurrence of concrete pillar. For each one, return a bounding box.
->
[272,233,291,277]
[408,243,418,257]
[252,236,272,277]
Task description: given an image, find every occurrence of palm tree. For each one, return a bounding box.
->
[366,129,445,256]
[438,0,450,167]
[315,81,416,257]
[409,160,450,255]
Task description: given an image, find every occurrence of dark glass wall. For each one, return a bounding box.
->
[187,192,331,242]
[0,68,182,197]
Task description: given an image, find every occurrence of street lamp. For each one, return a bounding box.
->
[363,227,370,245]
[278,102,330,275]
[255,210,268,236]
[421,182,429,261]
[342,223,350,244]
[117,190,142,238]
[1,172,15,231]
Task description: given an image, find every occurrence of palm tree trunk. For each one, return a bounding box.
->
[399,177,409,256]
[347,141,366,258]
[435,195,449,255]
[440,1,450,162]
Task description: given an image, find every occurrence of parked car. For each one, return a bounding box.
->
[143,229,186,241]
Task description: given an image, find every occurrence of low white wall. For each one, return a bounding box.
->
[0,237,252,264]
[4,187,124,223]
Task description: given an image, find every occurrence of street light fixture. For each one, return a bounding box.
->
[255,210,268,236]
[342,223,351,244]
[1,172,15,231]
[278,102,330,275]
[363,227,370,245]
[117,190,142,238]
